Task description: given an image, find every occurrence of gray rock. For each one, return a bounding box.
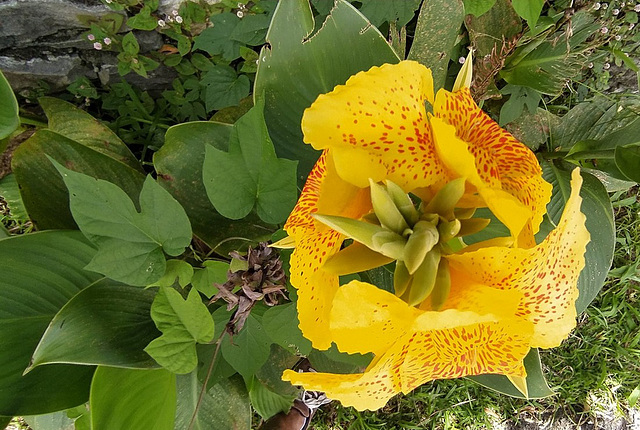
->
[0,0,117,50]
[0,0,179,92]
[0,54,89,90]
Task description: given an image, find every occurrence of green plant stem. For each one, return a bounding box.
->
[19,116,47,127]
[187,330,226,430]
[131,117,170,129]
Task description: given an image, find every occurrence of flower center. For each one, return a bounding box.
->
[313,178,491,308]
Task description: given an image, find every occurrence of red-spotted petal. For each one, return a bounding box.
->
[283,281,532,411]
[284,151,372,349]
[447,169,589,349]
[302,61,447,190]
[433,87,552,237]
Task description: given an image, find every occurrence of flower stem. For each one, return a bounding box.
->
[187,331,226,430]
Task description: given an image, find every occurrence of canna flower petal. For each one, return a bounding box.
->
[447,169,589,349]
[283,280,533,411]
[281,61,589,410]
[284,151,371,349]
[433,88,552,240]
[301,61,445,190]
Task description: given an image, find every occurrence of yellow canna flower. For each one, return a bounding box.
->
[279,61,590,410]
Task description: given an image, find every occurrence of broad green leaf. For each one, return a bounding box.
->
[0,173,29,221]
[248,376,296,420]
[511,0,544,29]
[174,372,251,430]
[542,162,615,313]
[550,98,630,150]
[255,0,399,183]
[145,287,215,374]
[504,108,559,151]
[0,70,19,140]
[469,349,553,398]
[461,208,510,245]
[30,281,160,369]
[201,65,251,112]
[150,260,194,288]
[255,344,301,392]
[358,0,422,27]
[153,121,275,255]
[196,343,237,390]
[192,13,242,61]
[24,410,76,430]
[465,0,521,58]
[90,367,176,430]
[230,14,271,45]
[221,313,272,379]
[38,97,141,171]
[53,166,192,286]
[308,344,373,375]
[462,0,497,17]
[262,303,312,356]
[0,231,100,416]
[192,260,228,298]
[615,144,640,182]
[12,130,145,230]
[501,11,598,95]
[408,0,464,91]
[203,101,298,224]
[0,223,8,238]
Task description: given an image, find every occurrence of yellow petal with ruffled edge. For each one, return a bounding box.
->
[447,169,589,349]
[433,88,552,237]
[284,281,533,411]
[284,151,371,349]
[329,280,423,356]
[430,115,532,240]
[301,61,446,190]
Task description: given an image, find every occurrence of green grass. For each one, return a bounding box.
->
[312,188,640,429]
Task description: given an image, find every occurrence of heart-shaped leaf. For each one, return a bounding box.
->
[53,164,192,286]
[202,100,298,224]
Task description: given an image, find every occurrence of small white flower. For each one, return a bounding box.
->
[588,62,594,68]
[87,34,95,41]
[615,35,622,40]
[621,2,625,7]
[158,19,166,27]
[237,2,245,7]
[458,56,466,64]
[602,2,608,9]
[172,9,179,16]
[175,15,183,23]
[601,26,609,33]
[630,23,636,30]
[613,8,620,14]
[236,10,244,18]
[604,62,611,69]
[635,4,640,11]
[103,37,112,45]
[594,2,601,10]
[105,0,112,3]
[166,16,174,22]
[93,42,103,50]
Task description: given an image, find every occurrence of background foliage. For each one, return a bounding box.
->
[1,0,640,429]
